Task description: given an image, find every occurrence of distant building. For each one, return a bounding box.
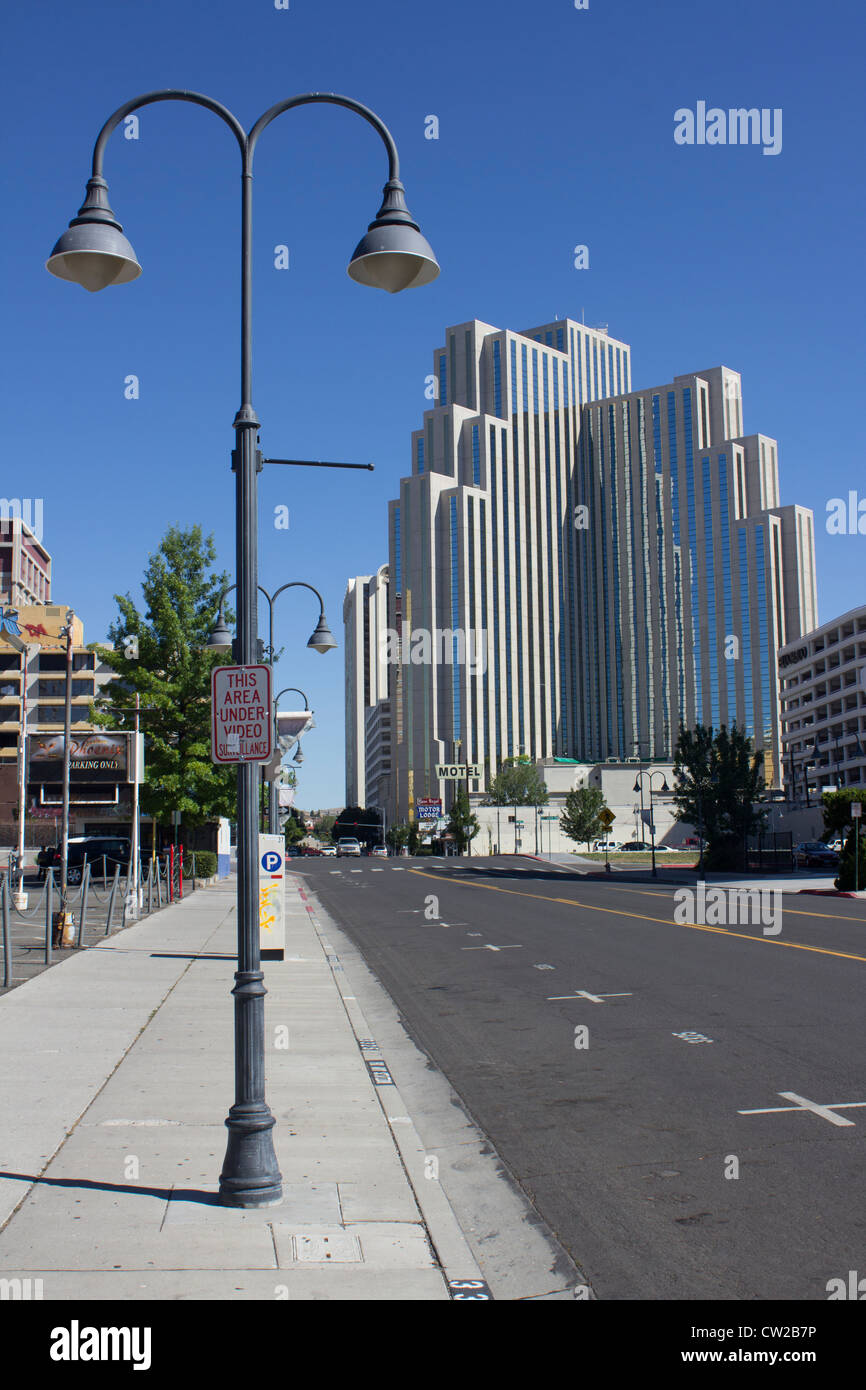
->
[375,315,817,822]
[0,605,118,833]
[779,605,866,799]
[343,566,390,809]
[0,514,51,606]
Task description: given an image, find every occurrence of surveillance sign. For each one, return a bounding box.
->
[211,665,273,764]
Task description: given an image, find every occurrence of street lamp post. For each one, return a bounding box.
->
[633,770,670,878]
[48,88,438,1208]
[273,687,311,834]
[211,584,330,835]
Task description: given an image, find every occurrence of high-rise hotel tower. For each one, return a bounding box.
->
[349,316,817,821]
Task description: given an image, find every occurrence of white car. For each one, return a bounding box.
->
[319,845,337,856]
[593,839,620,852]
[336,838,362,857]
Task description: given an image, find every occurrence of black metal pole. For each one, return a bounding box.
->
[219,142,282,1208]
[59,614,74,926]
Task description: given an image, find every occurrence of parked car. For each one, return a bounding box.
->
[824,837,844,852]
[794,841,840,869]
[619,841,651,852]
[592,839,620,852]
[64,836,132,885]
[678,836,701,849]
[319,845,338,856]
[336,838,362,857]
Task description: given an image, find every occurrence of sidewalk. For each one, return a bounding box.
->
[0,873,495,1300]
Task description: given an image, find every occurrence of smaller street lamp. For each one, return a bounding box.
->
[633,771,670,878]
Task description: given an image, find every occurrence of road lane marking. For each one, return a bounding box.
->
[672,1031,713,1043]
[547,991,632,1003]
[738,1092,866,1126]
[405,869,866,963]
[461,944,523,952]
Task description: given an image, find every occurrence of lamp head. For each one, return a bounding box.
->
[307,616,337,654]
[348,180,439,293]
[46,178,141,292]
[207,615,234,651]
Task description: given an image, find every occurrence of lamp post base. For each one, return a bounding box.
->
[219,1104,283,1207]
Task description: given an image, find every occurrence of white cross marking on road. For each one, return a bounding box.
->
[461,944,523,952]
[738,1092,866,1127]
[547,991,632,1003]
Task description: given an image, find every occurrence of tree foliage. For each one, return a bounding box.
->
[334,806,381,848]
[447,789,480,854]
[560,786,607,850]
[835,827,866,891]
[672,723,767,870]
[484,758,549,808]
[822,789,865,837]
[90,525,235,829]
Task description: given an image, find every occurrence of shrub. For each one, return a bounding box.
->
[183,850,218,880]
[834,830,866,892]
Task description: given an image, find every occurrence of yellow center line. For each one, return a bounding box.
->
[407,869,866,963]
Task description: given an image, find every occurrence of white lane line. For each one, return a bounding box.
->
[461,944,523,952]
[533,964,555,970]
[350,870,362,874]
[371,868,384,872]
[547,991,632,1003]
[738,1092,866,1127]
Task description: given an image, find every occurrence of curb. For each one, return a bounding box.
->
[293,877,494,1301]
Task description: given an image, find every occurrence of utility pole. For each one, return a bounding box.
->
[58,610,75,934]
[14,644,35,909]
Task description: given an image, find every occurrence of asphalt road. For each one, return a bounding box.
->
[295,854,866,1301]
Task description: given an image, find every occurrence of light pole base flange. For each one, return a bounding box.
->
[218,1105,282,1208]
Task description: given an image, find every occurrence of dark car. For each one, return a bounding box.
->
[794,841,839,869]
[64,836,132,885]
[619,841,651,851]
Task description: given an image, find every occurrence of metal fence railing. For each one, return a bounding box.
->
[1,849,214,993]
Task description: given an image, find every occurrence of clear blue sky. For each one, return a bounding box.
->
[3,0,864,809]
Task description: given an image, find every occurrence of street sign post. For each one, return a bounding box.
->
[853,803,862,893]
[211,665,273,764]
[258,834,285,960]
[599,807,616,829]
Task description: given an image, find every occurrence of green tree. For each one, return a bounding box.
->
[672,723,767,871]
[835,826,866,892]
[314,813,337,843]
[560,785,607,852]
[90,525,235,831]
[822,789,865,839]
[407,820,421,855]
[447,789,479,854]
[283,809,306,849]
[484,758,549,809]
[386,823,410,852]
[334,806,380,849]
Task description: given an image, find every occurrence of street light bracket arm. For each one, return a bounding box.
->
[247,92,399,182]
[91,90,247,177]
[270,580,325,614]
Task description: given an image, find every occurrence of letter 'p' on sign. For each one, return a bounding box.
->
[211,664,273,764]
